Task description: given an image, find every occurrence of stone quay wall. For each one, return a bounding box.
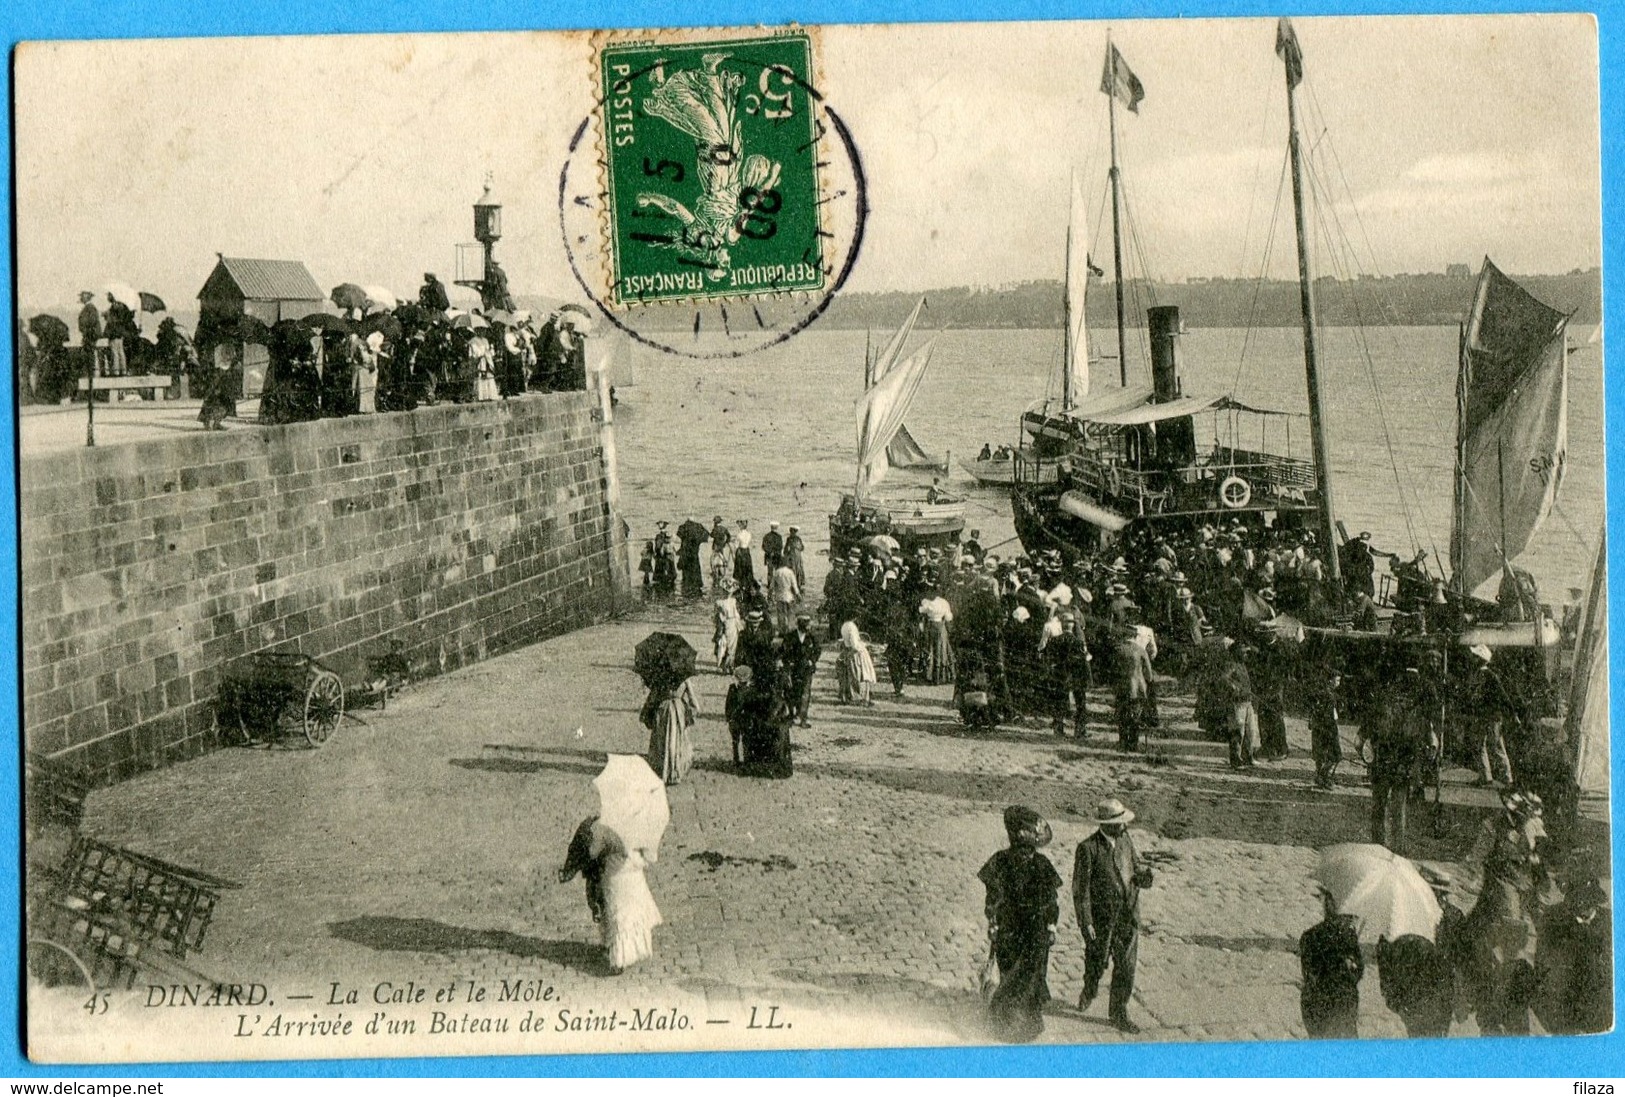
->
[21,392,630,786]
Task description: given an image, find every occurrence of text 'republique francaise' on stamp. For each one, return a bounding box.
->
[561,28,867,359]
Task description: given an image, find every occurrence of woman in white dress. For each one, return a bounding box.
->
[919,590,956,684]
[471,335,499,401]
[713,579,742,672]
[560,817,663,974]
[836,620,877,706]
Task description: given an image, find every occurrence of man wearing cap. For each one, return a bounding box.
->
[418,272,451,313]
[761,521,785,574]
[783,525,807,590]
[738,606,780,694]
[1073,797,1152,1033]
[978,805,1062,1042]
[1112,616,1157,753]
[1457,644,1516,788]
[963,529,984,565]
[780,613,821,728]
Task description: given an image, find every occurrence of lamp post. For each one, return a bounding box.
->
[85,344,96,447]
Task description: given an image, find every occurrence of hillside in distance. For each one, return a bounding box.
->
[814,269,1603,331]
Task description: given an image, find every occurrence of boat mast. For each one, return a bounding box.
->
[1280,18,1340,585]
[1062,217,1075,411]
[1107,32,1130,388]
[1452,319,1468,597]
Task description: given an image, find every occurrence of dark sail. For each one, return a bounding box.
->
[1451,258,1569,597]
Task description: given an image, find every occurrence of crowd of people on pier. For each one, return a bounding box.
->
[612,507,1604,1042]
[17,271,590,426]
[199,275,590,429]
[18,290,198,404]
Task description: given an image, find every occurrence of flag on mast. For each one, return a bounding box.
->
[1100,44,1145,113]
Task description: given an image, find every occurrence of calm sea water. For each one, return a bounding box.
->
[611,325,1604,599]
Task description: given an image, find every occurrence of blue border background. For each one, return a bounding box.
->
[2,0,1619,1078]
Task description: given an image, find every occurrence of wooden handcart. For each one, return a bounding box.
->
[215,651,346,748]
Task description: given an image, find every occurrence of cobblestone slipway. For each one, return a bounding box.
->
[41,596,1577,1062]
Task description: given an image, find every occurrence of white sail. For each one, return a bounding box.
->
[1569,530,1609,796]
[873,296,927,380]
[856,339,937,493]
[1451,258,1569,598]
[1064,172,1092,405]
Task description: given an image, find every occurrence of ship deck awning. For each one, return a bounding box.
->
[1084,392,1228,426]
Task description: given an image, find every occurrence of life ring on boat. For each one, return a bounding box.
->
[1219,475,1252,509]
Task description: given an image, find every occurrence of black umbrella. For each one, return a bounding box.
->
[331,283,369,312]
[27,314,70,345]
[233,314,272,342]
[361,313,402,341]
[634,632,697,690]
[302,313,354,334]
[138,291,167,313]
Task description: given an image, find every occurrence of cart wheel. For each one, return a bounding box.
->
[303,671,344,746]
[26,938,94,992]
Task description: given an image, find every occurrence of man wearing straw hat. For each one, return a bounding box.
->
[1459,643,1516,788]
[1073,797,1153,1033]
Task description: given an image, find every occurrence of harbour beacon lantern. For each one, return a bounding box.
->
[473,177,501,246]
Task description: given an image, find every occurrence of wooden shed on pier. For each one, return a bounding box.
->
[195,256,326,398]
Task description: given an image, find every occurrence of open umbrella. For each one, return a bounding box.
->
[361,285,398,311]
[27,314,70,345]
[239,314,273,342]
[138,291,167,313]
[634,632,697,691]
[361,313,402,341]
[104,282,141,310]
[450,312,489,331]
[1314,844,1442,943]
[558,303,594,332]
[593,754,669,858]
[331,283,369,311]
[301,313,353,334]
[862,534,901,555]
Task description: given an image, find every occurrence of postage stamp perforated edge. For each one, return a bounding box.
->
[586,25,833,311]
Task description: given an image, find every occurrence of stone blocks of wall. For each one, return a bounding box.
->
[21,393,626,786]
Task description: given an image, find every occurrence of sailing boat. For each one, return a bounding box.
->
[1449,257,1570,648]
[828,299,967,558]
[867,323,950,474]
[1011,35,1322,556]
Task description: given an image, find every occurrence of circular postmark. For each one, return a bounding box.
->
[559,33,867,360]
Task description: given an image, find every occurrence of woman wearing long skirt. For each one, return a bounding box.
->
[919,590,956,684]
[642,678,697,786]
[713,580,742,672]
[836,621,877,706]
[559,817,663,974]
[978,805,1061,1043]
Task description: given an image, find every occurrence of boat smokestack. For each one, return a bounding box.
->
[1148,306,1183,403]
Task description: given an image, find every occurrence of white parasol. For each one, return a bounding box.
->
[104,282,141,310]
[593,754,669,860]
[1314,843,1442,942]
[361,285,398,311]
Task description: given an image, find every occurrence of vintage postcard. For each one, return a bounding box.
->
[13,14,1608,1066]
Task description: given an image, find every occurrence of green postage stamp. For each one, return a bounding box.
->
[598,33,826,306]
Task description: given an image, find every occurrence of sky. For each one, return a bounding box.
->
[13,14,1601,312]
